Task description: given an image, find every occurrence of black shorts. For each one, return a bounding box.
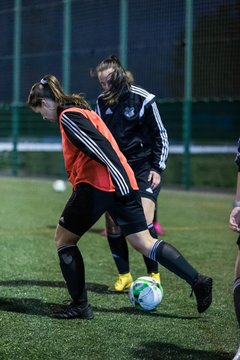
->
[131,161,161,203]
[59,183,147,237]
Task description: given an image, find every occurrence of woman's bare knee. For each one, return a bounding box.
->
[126,230,156,256]
[54,224,79,248]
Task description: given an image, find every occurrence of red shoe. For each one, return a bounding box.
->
[153,221,165,236]
[100,228,107,237]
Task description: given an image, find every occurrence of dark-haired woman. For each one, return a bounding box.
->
[27,74,212,319]
[229,139,240,360]
[94,56,167,291]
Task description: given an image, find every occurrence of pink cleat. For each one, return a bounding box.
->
[153,221,165,236]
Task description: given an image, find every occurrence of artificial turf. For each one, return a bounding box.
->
[0,177,238,359]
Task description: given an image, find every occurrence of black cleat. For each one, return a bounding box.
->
[50,303,94,320]
[191,275,213,313]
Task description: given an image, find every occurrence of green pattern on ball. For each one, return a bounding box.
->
[129,276,163,311]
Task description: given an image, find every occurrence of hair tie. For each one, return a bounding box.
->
[40,78,48,85]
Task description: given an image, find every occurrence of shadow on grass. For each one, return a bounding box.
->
[0,279,109,294]
[0,295,234,359]
[131,341,232,360]
[0,297,55,316]
[0,297,199,322]
[0,280,201,320]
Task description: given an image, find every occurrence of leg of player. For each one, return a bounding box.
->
[233,243,240,326]
[233,237,240,360]
[141,197,160,283]
[126,231,213,314]
[106,212,133,291]
[106,203,160,292]
[50,224,94,320]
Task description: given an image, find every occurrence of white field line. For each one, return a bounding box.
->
[0,142,236,154]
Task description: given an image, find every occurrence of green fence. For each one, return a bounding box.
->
[1,101,239,143]
[0,101,238,189]
[1,0,239,188]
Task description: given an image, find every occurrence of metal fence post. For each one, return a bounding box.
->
[119,0,128,68]
[63,0,72,93]
[182,0,193,190]
[12,0,21,176]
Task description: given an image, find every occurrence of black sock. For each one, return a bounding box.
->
[58,244,87,305]
[149,240,198,285]
[233,277,240,327]
[107,233,129,274]
[143,224,159,273]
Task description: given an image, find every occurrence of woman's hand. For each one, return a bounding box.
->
[229,207,240,232]
[148,170,161,190]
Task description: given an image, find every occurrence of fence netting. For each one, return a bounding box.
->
[0,0,239,180]
[1,0,239,102]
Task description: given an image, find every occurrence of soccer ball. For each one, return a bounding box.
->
[52,179,66,192]
[129,276,163,311]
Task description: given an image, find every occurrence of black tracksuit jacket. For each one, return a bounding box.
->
[96,84,169,174]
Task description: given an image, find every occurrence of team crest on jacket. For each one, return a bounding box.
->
[124,107,135,118]
[105,107,113,115]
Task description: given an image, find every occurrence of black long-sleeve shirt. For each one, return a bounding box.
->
[96,85,169,174]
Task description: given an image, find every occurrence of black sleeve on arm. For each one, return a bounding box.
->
[145,100,169,173]
[61,111,134,197]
